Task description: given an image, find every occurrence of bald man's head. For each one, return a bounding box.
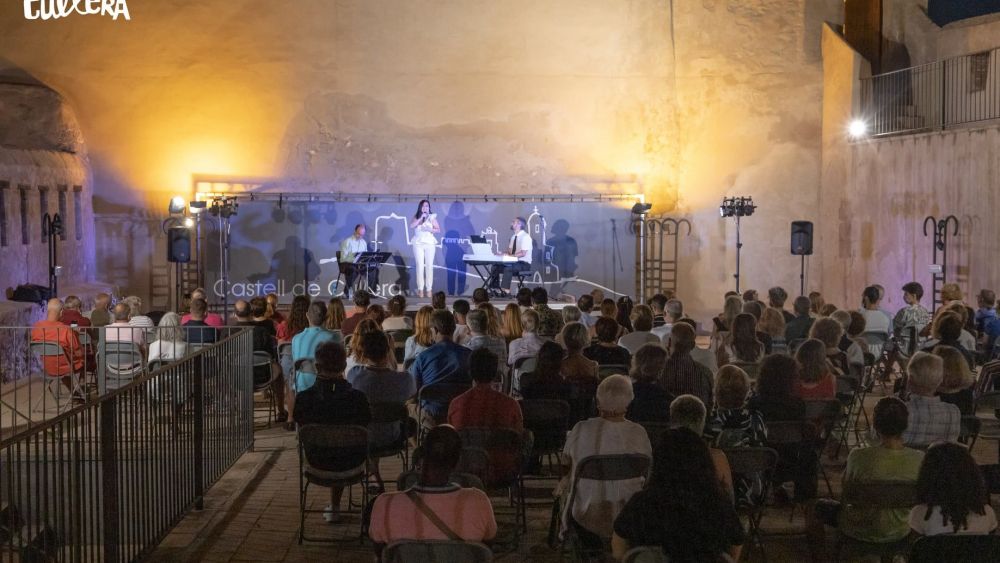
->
[46,298,63,321]
[113,303,131,322]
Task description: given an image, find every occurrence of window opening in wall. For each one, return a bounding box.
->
[970,51,990,93]
[73,186,83,241]
[0,181,8,247]
[39,186,49,243]
[19,185,28,245]
[57,186,68,241]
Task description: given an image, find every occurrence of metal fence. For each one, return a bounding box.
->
[860,47,1000,137]
[0,327,253,562]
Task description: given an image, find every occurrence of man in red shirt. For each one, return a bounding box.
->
[448,348,523,431]
[31,298,84,392]
[180,288,225,327]
[60,295,91,327]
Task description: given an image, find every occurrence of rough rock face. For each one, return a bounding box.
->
[0,84,86,154]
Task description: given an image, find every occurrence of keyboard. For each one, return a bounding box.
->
[463,255,518,264]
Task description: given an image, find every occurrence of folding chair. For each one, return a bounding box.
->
[765,420,825,508]
[416,382,471,443]
[386,330,413,365]
[834,481,917,562]
[278,342,293,376]
[29,341,81,413]
[907,534,1000,563]
[519,399,571,479]
[598,364,629,380]
[368,402,413,480]
[98,340,144,391]
[804,399,844,465]
[861,330,890,358]
[456,427,528,533]
[511,356,537,396]
[556,453,652,560]
[297,424,372,543]
[252,350,278,427]
[382,540,493,563]
[396,470,485,491]
[724,447,779,562]
[622,546,669,563]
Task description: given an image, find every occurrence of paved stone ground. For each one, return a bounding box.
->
[150,388,1000,562]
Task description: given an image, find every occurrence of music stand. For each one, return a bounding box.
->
[354,252,392,294]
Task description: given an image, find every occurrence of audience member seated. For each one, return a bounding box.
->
[577,294,597,328]
[784,295,815,343]
[451,299,471,345]
[612,428,744,562]
[626,343,672,422]
[180,288,224,327]
[500,303,522,345]
[584,317,632,367]
[809,291,825,317]
[478,302,504,338]
[323,298,346,333]
[768,286,794,324]
[31,298,84,394]
[717,313,765,367]
[793,339,837,401]
[291,301,339,393]
[365,304,388,327]
[508,309,545,366]
[404,306,435,362]
[747,354,806,422]
[516,287,532,314]
[808,397,923,557]
[265,292,285,324]
[661,322,714,407]
[531,287,563,339]
[292,341,371,523]
[429,291,446,311]
[277,295,310,343]
[712,294,743,340]
[921,310,975,369]
[859,285,892,335]
[408,310,472,422]
[340,290,370,336]
[617,304,660,354]
[124,295,155,330]
[909,442,997,536]
[616,296,635,333]
[368,425,497,547]
[148,312,188,364]
[932,345,975,415]
[236,297,287,422]
[560,305,583,333]
[938,283,977,337]
[60,295,91,327]
[106,302,146,348]
[183,298,218,346]
[652,298,683,342]
[465,310,508,368]
[758,306,787,353]
[89,293,111,327]
[903,352,960,447]
[669,394,733,495]
[519,341,572,401]
[829,309,854,353]
[709,365,765,448]
[595,298,628,340]
[893,282,931,356]
[742,300,774,354]
[844,311,868,372]
[381,295,412,332]
[447,349,524,466]
[943,302,979,354]
[560,375,651,550]
[809,317,848,376]
[346,319,398,375]
[560,322,599,384]
[348,329,415,401]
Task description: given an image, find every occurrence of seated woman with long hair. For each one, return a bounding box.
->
[794,338,837,400]
[809,317,848,377]
[711,294,743,342]
[717,313,764,367]
[403,306,435,361]
[500,303,523,344]
[519,340,571,401]
[612,428,744,562]
[560,322,599,384]
[584,317,632,367]
[626,343,672,422]
[933,345,976,415]
[909,442,997,536]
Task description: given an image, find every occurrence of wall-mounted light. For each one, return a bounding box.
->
[848,119,868,139]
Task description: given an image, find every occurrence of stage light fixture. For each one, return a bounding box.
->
[848,119,867,139]
[168,196,186,214]
[183,217,195,228]
[189,200,207,214]
[719,196,756,218]
[631,202,653,215]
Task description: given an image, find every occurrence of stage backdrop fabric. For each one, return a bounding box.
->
[203,198,637,303]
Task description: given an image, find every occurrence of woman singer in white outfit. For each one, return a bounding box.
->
[410,199,441,299]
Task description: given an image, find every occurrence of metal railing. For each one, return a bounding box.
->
[860,47,1000,137]
[0,328,253,562]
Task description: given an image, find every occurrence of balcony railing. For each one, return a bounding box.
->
[0,328,253,562]
[860,46,1000,137]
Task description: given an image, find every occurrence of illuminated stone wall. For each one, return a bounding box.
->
[0,0,842,315]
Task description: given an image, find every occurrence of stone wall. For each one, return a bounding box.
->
[0,0,843,316]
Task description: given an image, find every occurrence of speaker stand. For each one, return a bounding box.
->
[799,254,806,297]
[734,215,743,292]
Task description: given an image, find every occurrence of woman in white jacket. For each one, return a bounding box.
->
[409,199,440,298]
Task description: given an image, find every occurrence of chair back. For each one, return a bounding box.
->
[30,341,66,358]
[519,399,571,453]
[724,447,779,483]
[861,330,889,356]
[387,330,414,344]
[803,399,843,438]
[297,424,369,482]
[252,350,272,367]
[395,470,485,491]
[566,382,598,425]
[764,420,815,445]
[908,534,1000,563]
[369,401,411,453]
[841,480,917,509]
[100,341,144,385]
[598,364,629,380]
[456,427,525,487]
[513,356,537,374]
[622,546,669,563]
[147,359,170,372]
[382,540,493,563]
[574,453,651,482]
[417,381,472,424]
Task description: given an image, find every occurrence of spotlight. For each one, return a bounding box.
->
[183,217,195,228]
[719,196,756,218]
[848,119,867,139]
[630,202,653,215]
[189,200,207,215]
[168,196,186,214]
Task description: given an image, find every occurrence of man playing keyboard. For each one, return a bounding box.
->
[490,217,533,297]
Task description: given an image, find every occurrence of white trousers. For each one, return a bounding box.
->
[413,243,436,292]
